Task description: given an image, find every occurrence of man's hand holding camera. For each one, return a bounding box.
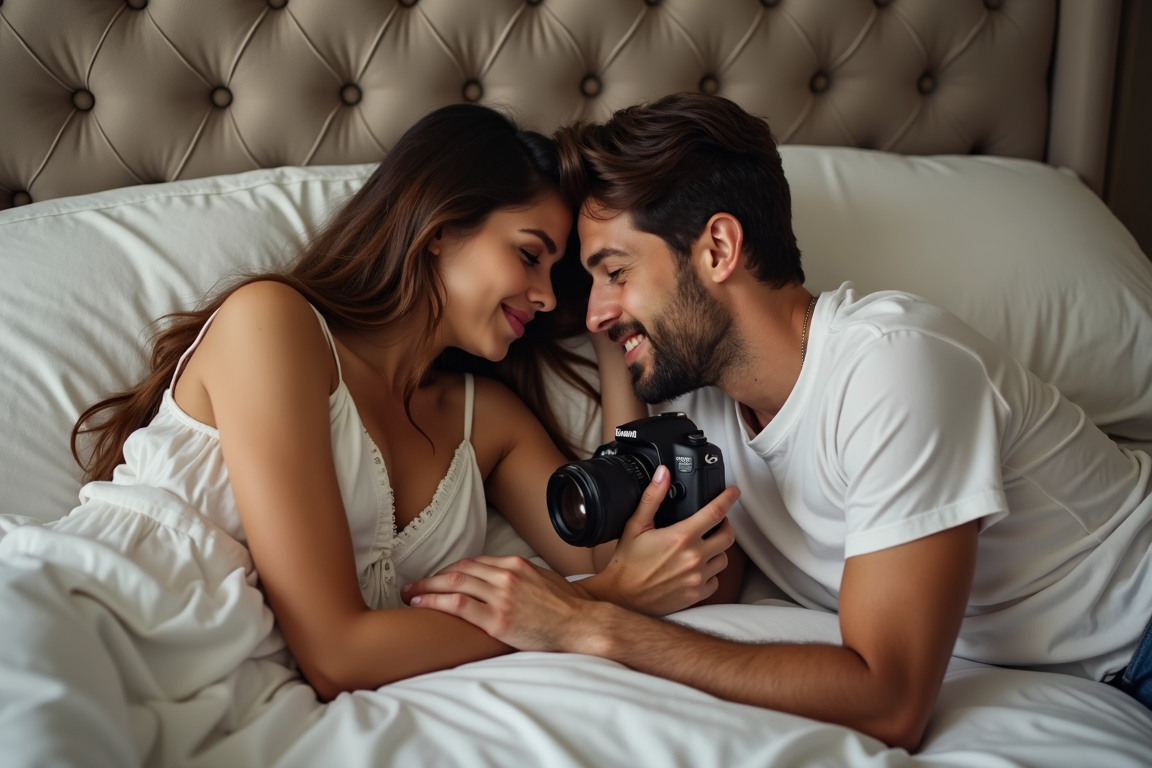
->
[594,464,739,616]
[402,461,740,650]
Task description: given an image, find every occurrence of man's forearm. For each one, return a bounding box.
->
[568,601,933,751]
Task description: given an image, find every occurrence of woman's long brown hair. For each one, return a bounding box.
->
[72,104,598,483]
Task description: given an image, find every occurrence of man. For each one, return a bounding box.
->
[403,93,1152,749]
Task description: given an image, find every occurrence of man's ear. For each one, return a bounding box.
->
[695,212,744,284]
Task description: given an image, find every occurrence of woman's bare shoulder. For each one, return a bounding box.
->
[216,280,315,326]
[470,374,544,451]
[198,281,336,385]
[471,374,529,416]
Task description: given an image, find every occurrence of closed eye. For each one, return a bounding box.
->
[607,268,625,284]
[521,248,541,266]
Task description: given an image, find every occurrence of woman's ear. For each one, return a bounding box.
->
[429,228,444,256]
[696,212,743,285]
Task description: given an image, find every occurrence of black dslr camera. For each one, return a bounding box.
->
[546,412,726,547]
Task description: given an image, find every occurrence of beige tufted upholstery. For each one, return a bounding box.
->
[0,0,1118,210]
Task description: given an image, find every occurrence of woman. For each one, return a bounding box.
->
[64,104,732,700]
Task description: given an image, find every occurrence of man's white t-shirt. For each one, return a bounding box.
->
[668,283,1152,680]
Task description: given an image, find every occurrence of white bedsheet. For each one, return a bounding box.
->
[1,501,1150,768]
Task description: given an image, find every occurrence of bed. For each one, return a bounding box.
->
[2,1,1151,766]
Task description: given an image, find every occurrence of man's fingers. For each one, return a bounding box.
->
[408,591,489,625]
[699,519,737,558]
[623,465,671,536]
[677,486,740,539]
[404,558,518,602]
[423,554,532,581]
[704,549,729,581]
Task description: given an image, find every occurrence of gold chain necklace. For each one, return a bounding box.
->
[800,295,817,366]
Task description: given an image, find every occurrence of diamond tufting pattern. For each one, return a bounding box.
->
[0,0,1056,210]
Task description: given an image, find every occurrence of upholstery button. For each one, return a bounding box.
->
[699,75,719,95]
[462,80,483,102]
[970,144,984,155]
[917,73,936,94]
[644,0,661,5]
[526,0,542,4]
[340,84,362,105]
[210,86,233,108]
[580,74,602,97]
[398,0,418,6]
[874,0,891,7]
[126,0,147,8]
[761,0,781,6]
[12,191,32,206]
[268,0,287,8]
[72,89,95,111]
[809,71,830,93]
[984,0,1003,8]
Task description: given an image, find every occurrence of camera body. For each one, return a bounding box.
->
[547,412,726,547]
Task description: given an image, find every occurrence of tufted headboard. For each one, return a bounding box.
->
[0,0,1121,211]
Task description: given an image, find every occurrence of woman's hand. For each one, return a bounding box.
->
[583,465,739,616]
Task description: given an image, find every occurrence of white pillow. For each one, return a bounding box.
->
[786,147,1152,440]
[0,167,371,522]
[2,149,1150,526]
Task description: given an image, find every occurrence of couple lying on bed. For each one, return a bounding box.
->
[52,93,1152,751]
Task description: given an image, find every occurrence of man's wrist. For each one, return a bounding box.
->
[560,598,623,658]
[549,575,628,658]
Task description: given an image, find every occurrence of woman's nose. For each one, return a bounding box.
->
[530,274,557,313]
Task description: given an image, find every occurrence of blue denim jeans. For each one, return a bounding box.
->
[1110,611,1152,709]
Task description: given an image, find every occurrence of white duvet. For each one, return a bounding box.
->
[1,494,1150,768]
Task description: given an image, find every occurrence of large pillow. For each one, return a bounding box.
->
[2,149,1150,525]
[786,147,1152,440]
[0,167,372,522]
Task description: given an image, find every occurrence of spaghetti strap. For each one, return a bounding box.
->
[307,305,344,383]
[170,308,222,390]
[463,373,475,443]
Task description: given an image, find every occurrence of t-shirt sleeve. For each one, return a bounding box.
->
[834,330,1009,558]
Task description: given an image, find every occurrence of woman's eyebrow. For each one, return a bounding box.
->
[520,228,556,254]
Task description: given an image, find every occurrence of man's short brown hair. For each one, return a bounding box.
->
[556,92,804,288]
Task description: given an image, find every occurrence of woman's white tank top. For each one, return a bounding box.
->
[93,305,488,609]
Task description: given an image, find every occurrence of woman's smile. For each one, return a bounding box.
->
[502,304,531,338]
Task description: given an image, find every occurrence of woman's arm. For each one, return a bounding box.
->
[588,331,646,570]
[588,331,647,444]
[185,282,510,699]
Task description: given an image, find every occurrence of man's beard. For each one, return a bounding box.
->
[618,266,743,404]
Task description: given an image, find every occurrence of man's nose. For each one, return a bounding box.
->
[586,285,620,334]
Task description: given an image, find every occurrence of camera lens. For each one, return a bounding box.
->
[547,454,651,547]
[559,481,587,532]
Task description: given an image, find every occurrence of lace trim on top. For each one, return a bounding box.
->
[387,440,470,546]
[362,426,470,599]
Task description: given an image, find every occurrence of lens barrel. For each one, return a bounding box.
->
[547,454,651,547]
